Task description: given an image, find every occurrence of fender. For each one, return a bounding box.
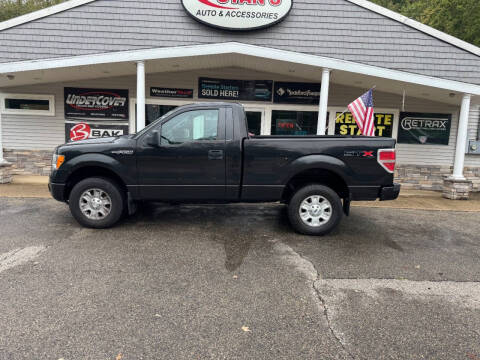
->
[59,153,134,185]
[281,154,353,186]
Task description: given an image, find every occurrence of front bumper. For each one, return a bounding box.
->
[48,182,66,202]
[380,183,401,201]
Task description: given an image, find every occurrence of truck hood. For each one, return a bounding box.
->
[65,136,120,146]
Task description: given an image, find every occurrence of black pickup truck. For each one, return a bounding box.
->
[49,102,400,235]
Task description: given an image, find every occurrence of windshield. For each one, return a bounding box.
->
[133,108,178,138]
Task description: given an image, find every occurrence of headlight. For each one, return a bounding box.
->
[51,154,65,171]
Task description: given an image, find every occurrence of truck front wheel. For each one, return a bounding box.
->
[69,177,125,229]
[288,184,343,236]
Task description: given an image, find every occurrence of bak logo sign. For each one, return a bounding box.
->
[67,122,127,142]
[182,0,293,30]
[70,123,91,141]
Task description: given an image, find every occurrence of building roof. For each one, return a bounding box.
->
[0,0,479,85]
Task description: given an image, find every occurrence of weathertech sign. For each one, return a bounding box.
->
[64,87,129,119]
[182,0,292,30]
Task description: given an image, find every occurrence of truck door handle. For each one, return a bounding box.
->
[208,150,224,160]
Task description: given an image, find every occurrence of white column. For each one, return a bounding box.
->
[0,111,5,164]
[317,68,330,135]
[136,61,146,132]
[451,93,471,180]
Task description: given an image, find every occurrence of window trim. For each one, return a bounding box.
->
[0,93,55,116]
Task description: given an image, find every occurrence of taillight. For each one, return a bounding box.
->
[378,149,396,173]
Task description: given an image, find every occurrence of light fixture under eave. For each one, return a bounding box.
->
[6,74,15,80]
[449,93,456,98]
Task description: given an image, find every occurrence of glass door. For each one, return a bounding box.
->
[271,110,319,136]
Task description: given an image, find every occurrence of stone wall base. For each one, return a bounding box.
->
[0,162,13,184]
[3,149,53,176]
[396,165,480,192]
[442,178,473,200]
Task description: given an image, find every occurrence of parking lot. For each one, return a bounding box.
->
[0,197,479,360]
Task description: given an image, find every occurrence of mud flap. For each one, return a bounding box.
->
[343,198,351,216]
[127,192,137,216]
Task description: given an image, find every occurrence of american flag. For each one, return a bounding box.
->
[348,89,376,136]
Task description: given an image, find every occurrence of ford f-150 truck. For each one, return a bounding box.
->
[49,102,400,235]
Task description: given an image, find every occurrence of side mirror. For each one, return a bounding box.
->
[147,130,161,147]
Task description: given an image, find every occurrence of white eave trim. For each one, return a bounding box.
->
[346,0,480,57]
[1,42,480,96]
[0,0,478,59]
[0,0,96,31]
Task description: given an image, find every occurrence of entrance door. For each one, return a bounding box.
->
[136,107,227,201]
[271,110,319,136]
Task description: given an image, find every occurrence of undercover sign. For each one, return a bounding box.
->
[64,87,129,119]
[398,112,451,145]
[199,77,272,101]
[65,122,129,142]
[182,0,293,31]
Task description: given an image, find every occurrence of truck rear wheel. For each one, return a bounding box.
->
[69,177,125,229]
[288,184,343,236]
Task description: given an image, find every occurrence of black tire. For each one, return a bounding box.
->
[68,177,125,229]
[288,184,343,236]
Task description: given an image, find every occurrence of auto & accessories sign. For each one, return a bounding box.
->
[182,0,293,31]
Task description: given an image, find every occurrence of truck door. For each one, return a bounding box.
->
[136,107,226,200]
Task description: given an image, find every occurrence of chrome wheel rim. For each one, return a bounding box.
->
[79,188,112,220]
[299,195,332,227]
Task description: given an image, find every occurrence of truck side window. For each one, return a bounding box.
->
[161,109,219,145]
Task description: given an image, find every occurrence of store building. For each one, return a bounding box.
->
[0,0,479,197]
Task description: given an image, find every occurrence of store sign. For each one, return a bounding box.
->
[274,82,321,105]
[64,87,129,120]
[65,122,129,142]
[398,112,451,145]
[199,77,272,102]
[335,112,394,137]
[182,0,293,31]
[150,87,194,99]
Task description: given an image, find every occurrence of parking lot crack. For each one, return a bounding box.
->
[274,242,356,360]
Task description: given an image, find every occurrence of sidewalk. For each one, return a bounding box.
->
[1,176,480,212]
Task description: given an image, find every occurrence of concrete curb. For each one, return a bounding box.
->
[1,177,480,212]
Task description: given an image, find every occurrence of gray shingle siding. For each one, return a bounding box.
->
[0,0,479,85]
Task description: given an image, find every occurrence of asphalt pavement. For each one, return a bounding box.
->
[0,198,479,360]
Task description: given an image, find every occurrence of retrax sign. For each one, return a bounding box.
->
[182,0,293,30]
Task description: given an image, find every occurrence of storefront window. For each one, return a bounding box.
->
[146,104,177,125]
[1,93,55,116]
[246,111,262,135]
[271,110,318,136]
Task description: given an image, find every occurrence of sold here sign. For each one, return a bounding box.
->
[182,0,293,30]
